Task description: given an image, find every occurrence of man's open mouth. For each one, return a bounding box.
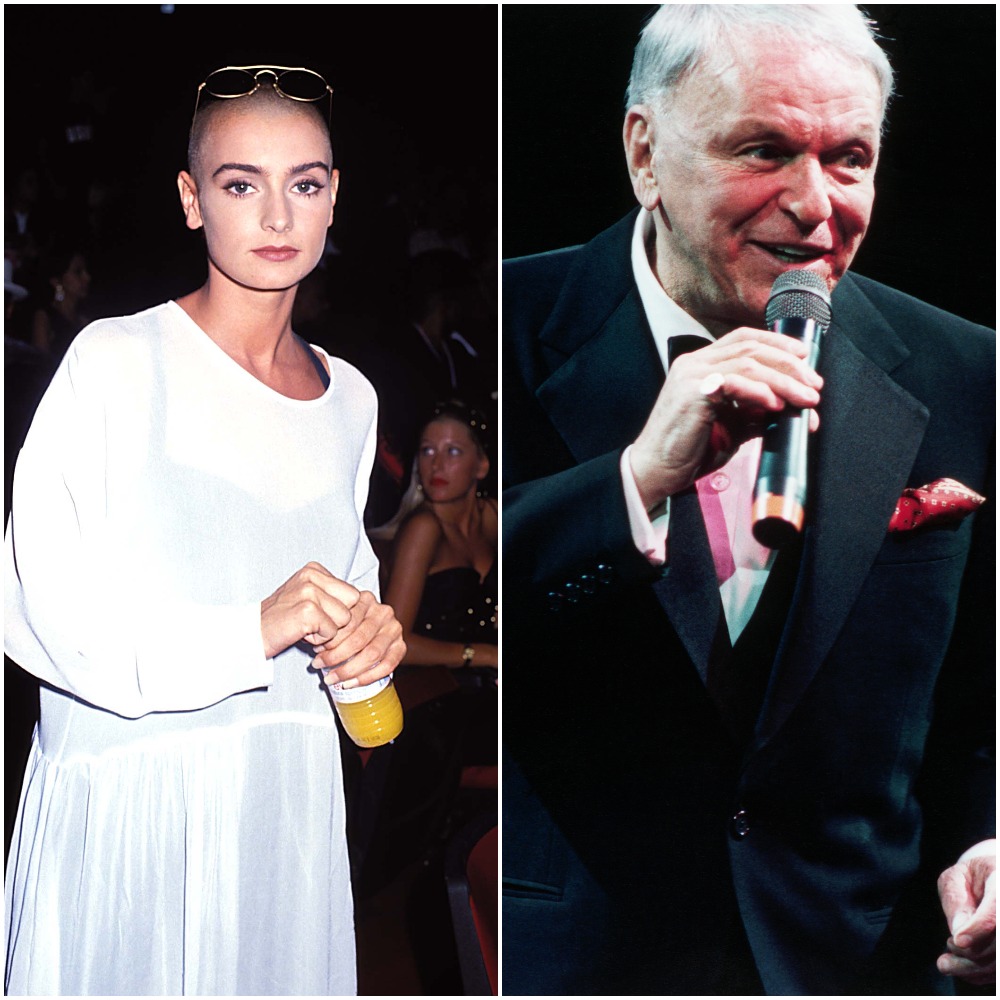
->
[752,242,829,264]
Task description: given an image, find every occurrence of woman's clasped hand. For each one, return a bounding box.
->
[260,561,406,685]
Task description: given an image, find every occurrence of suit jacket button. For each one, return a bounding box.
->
[730,809,751,839]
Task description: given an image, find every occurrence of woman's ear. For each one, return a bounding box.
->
[177,171,204,231]
[477,453,491,483]
[328,169,340,227]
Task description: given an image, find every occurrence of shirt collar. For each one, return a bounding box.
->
[630,210,714,372]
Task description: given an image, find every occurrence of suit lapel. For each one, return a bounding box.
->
[535,214,664,461]
[533,213,723,678]
[537,285,664,460]
[756,275,930,743]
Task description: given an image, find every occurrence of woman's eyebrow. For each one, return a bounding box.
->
[289,160,331,175]
[211,160,331,179]
[212,162,261,178]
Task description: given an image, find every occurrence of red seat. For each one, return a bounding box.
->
[445,809,497,995]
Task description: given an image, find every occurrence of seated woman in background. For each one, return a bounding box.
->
[351,401,495,897]
[374,400,497,682]
[30,245,92,360]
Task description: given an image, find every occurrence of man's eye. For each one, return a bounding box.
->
[838,151,868,169]
[742,145,785,161]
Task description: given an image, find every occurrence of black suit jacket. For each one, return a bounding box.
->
[501,212,995,994]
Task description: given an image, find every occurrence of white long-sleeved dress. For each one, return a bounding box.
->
[5,301,378,996]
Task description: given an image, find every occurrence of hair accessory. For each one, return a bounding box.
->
[193,64,333,128]
[431,399,489,448]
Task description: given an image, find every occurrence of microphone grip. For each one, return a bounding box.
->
[752,317,823,549]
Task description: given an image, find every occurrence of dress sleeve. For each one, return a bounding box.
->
[4,343,273,720]
[345,394,382,599]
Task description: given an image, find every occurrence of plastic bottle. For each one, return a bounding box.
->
[327,675,404,748]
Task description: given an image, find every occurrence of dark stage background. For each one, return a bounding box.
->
[502,4,997,329]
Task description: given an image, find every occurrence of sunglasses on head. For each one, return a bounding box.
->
[193,65,333,126]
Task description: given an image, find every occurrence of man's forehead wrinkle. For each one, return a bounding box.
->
[669,48,882,150]
[675,30,883,116]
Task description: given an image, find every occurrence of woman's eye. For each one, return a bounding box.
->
[224,180,254,197]
[294,180,323,196]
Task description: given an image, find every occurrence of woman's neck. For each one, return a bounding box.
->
[426,490,482,535]
[175,265,327,400]
[178,268,298,358]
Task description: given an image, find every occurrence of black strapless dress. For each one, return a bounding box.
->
[406,560,497,759]
[413,561,497,670]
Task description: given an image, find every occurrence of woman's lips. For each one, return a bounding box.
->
[252,247,299,262]
[429,477,448,487]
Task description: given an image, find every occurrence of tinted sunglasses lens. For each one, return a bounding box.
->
[205,68,257,98]
[276,69,329,101]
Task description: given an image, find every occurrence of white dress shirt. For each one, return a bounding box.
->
[621,211,775,643]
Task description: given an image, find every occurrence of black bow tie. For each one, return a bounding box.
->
[667,335,712,366]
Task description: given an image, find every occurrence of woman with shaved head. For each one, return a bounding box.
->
[5,66,405,996]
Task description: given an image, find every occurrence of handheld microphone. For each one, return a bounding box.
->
[751,270,832,549]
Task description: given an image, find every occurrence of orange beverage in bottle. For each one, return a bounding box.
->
[328,676,404,748]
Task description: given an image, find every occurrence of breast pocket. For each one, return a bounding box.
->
[874,517,972,566]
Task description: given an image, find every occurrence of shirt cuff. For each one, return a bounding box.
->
[957,838,997,864]
[621,445,669,566]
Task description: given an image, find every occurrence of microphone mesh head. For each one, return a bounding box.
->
[765,269,832,327]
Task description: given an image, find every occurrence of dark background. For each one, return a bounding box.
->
[502,4,996,329]
[6,3,498,316]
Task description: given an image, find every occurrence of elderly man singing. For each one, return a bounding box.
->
[501,5,995,995]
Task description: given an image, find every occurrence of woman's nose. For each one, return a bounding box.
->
[262,192,292,234]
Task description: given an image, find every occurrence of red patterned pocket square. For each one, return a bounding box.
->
[888,478,986,532]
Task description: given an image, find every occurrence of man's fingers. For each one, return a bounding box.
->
[937,856,996,984]
[937,951,996,985]
[947,933,996,961]
[939,858,995,936]
[709,370,819,414]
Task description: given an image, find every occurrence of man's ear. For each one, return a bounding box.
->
[177,171,204,231]
[328,169,340,227]
[624,106,661,212]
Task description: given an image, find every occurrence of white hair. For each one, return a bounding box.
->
[626,4,894,123]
